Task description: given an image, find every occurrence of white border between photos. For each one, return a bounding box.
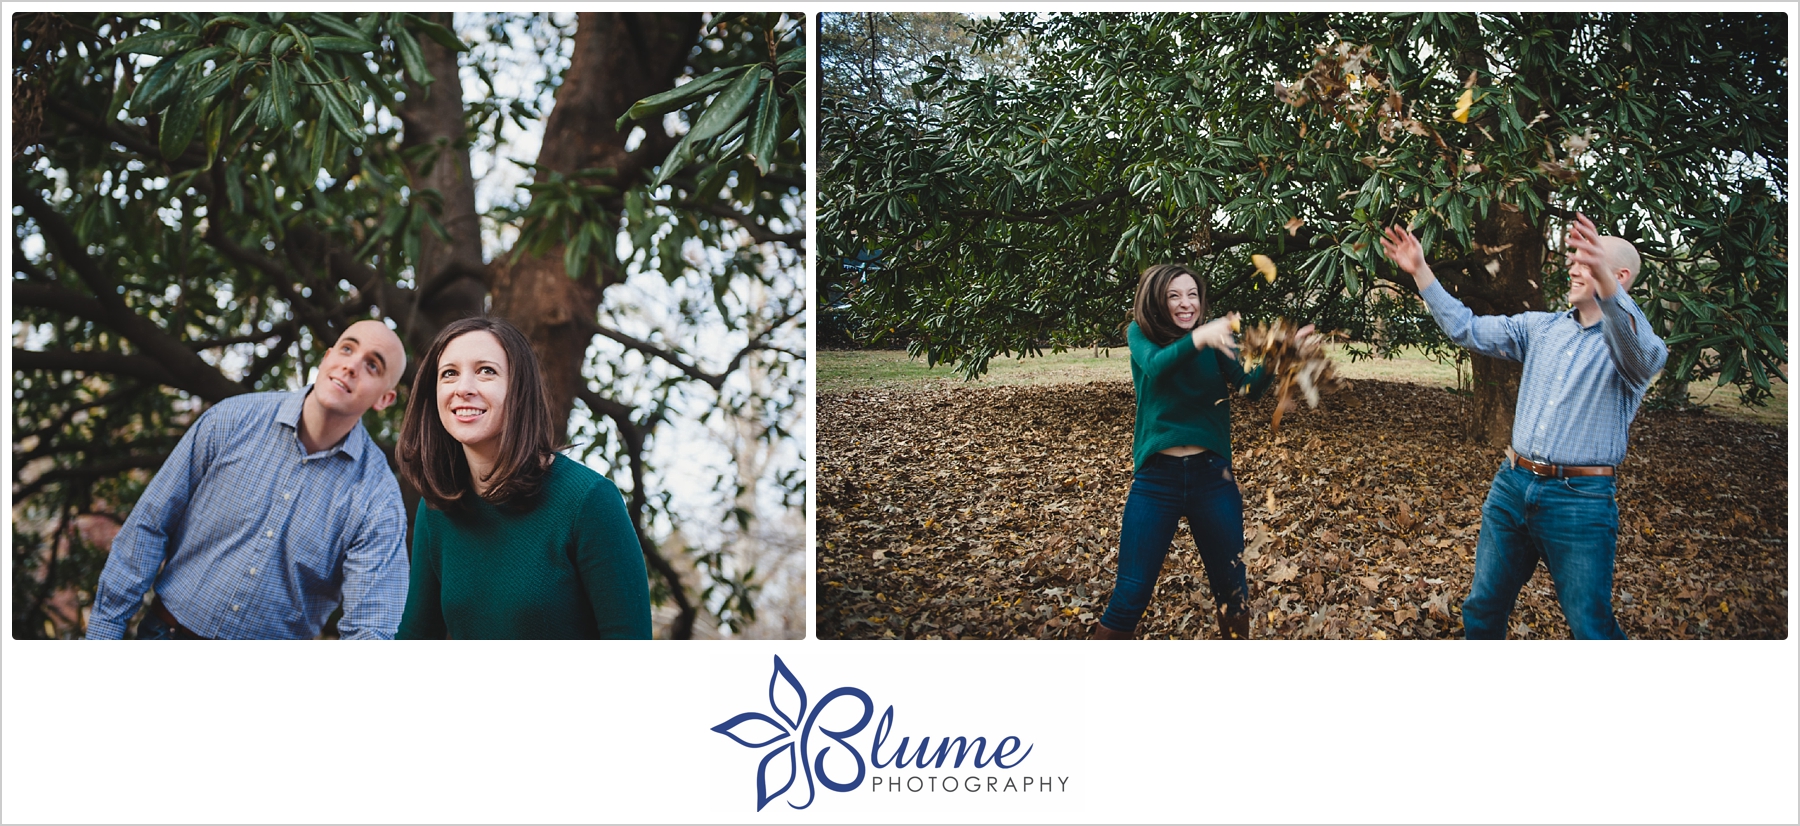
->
[5,3,1797,824]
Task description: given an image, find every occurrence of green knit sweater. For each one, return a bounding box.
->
[397,454,651,640]
[1128,321,1271,471]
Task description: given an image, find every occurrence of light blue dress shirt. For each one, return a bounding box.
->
[87,388,409,639]
[1420,281,1668,467]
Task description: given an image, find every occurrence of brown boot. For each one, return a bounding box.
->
[1218,606,1250,640]
[1093,623,1133,640]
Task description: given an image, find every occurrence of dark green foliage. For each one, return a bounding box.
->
[821,12,1785,403]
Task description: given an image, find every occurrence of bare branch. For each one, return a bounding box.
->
[575,387,694,640]
[590,324,726,390]
[721,304,805,377]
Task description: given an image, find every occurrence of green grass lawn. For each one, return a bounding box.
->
[817,347,1787,427]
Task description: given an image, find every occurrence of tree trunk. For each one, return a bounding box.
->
[494,11,698,432]
[396,11,488,363]
[1435,206,1545,447]
[491,12,702,639]
[1444,28,1548,448]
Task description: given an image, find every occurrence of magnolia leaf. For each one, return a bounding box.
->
[1252,254,1277,283]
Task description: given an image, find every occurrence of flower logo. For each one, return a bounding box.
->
[712,656,873,811]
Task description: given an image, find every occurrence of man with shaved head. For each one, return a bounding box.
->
[1380,214,1667,639]
[88,319,414,639]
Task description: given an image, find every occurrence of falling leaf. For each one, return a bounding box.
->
[1453,89,1473,123]
[1284,217,1305,236]
[1252,254,1277,283]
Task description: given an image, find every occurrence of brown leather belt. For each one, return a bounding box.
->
[151,599,211,640]
[1511,451,1615,478]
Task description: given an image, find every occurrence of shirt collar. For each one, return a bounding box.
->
[280,385,367,461]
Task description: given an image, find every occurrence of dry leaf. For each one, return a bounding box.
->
[1453,88,1473,123]
[817,375,1785,640]
[1252,254,1278,283]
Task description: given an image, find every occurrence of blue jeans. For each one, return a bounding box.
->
[1100,452,1247,633]
[1463,461,1625,640]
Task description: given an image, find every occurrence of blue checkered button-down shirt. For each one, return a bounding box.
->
[87,388,409,639]
[1421,281,1668,467]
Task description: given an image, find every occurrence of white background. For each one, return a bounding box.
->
[6,2,1799,824]
[3,641,1797,822]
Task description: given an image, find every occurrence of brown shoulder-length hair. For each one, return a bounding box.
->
[1130,263,1208,346]
[396,316,557,513]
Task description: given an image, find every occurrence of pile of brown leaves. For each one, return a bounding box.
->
[817,379,1787,640]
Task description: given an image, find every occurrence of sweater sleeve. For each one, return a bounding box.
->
[1128,322,1203,382]
[1228,353,1275,401]
[574,478,653,640]
[394,507,445,640]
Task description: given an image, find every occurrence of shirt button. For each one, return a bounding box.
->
[231,604,241,612]
[265,530,274,538]
[284,493,292,501]
[248,567,258,576]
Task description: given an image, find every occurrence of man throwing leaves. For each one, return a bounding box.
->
[1380,214,1667,639]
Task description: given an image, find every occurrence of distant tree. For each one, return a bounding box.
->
[12,11,806,639]
[821,12,1785,442]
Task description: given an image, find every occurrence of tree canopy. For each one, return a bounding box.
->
[820,12,1785,441]
[12,12,806,639]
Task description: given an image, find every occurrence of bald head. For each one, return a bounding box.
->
[341,319,407,390]
[1599,236,1641,291]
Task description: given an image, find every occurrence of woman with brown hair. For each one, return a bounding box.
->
[1095,264,1306,640]
[394,316,651,639]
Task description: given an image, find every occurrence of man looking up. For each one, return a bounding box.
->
[1380,214,1667,639]
[87,319,412,639]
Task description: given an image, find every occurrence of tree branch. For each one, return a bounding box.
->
[14,182,245,401]
[953,186,1130,224]
[187,320,298,350]
[15,381,149,458]
[721,304,805,377]
[660,198,805,247]
[12,281,109,321]
[575,387,694,640]
[14,348,183,390]
[14,451,172,503]
[590,325,726,390]
[587,305,802,393]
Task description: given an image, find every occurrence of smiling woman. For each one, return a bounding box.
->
[393,316,651,639]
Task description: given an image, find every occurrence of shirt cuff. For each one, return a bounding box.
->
[84,619,127,640]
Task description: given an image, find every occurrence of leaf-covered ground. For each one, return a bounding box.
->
[817,380,1788,640]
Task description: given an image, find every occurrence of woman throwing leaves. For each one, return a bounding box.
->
[1096,264,1308,640]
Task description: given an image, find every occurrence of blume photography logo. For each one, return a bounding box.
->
[711,656,1067,812]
